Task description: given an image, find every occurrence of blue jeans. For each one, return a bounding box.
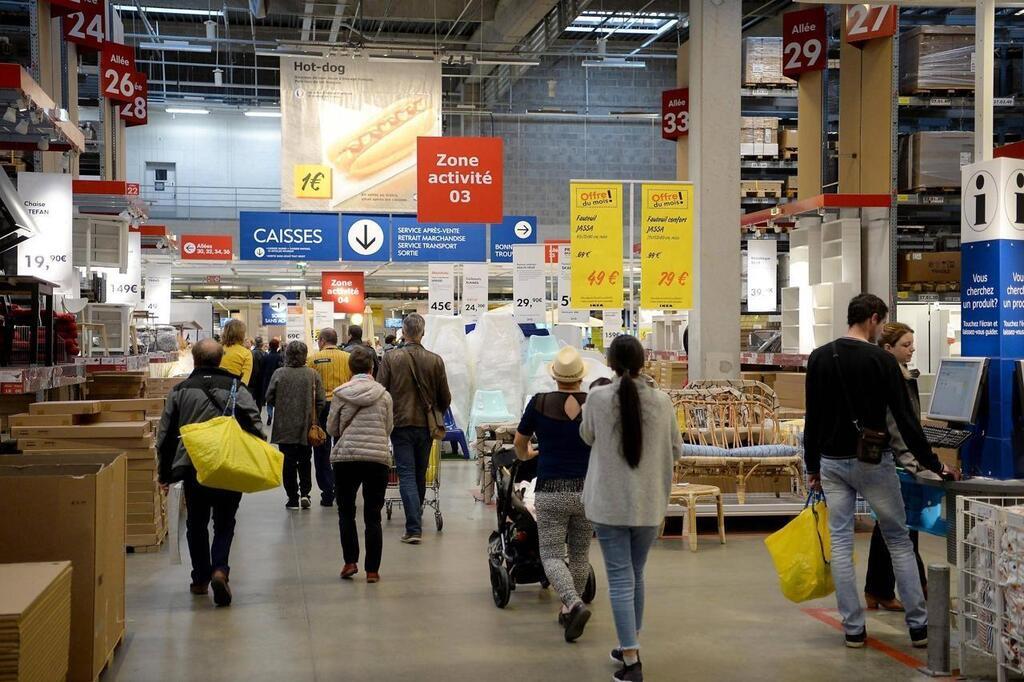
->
[820,454,927,634]
[391,426,432,535]
[593,524,659,650]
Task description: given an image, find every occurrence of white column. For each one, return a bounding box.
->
[975,0,994,161]
[688,0,741,380]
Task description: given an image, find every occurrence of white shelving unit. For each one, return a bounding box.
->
[781,286,814,354]
[789,218,822,287]
[72,215,130,272]
[84,303,133,353]
[819,218,861,287]
[811,282,855,348]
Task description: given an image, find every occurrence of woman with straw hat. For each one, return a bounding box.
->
[514,345,594,643]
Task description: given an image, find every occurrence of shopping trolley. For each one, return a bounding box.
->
[385,441,443,531]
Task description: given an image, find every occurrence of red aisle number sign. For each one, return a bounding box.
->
[62,0,105,51]
[846,4,897,44]
[100,42,136,103]
[661,88,688,140]
[782,7,826,77]
[416,136,503,223]
[119,72,148,126]
[49,0,95,16]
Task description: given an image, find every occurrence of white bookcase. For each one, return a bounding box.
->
[782,286,814,353]
[73,215,130,272]
[789,219,821,288]
[811,282,856,348]
[820,218,861,287]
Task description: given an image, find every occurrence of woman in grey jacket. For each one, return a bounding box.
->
[265,341,325,511]
[327,346,394,583]
[580,335,682,682]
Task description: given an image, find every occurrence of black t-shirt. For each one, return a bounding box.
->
[517,392,591,482]
[804,337,940,475]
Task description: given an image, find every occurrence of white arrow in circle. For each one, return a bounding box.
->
[348,219,385,256]
[514,220,533,239]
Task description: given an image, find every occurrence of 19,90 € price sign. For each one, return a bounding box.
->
[22,253,68,272]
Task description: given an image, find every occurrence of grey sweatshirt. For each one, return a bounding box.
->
[327,375,394,466]
[580,377,683,527]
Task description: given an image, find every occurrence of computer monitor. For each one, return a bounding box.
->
[927,357,988,424]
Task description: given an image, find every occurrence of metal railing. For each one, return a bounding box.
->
[139,184,281,220]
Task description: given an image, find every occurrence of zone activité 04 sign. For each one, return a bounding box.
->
[100,42,136,103]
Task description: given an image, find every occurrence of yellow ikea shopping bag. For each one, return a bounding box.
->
[180,415,283,493]
[764,493,835,603]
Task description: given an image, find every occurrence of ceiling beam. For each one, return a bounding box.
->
[120,0,497,21]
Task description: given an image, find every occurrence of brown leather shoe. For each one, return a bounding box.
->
[211,570,232,607]
[189,582,209,596]
[366,572,380,584]
[865,592,903,611]
[340,563,359,580]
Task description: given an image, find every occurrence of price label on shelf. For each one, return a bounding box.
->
[427,263,455,316]
[660,87,688,141]
[118,72,148,126]
[845,4,896,44]
[461,263,488,323]
[602,309,624,348]
[100,42,137,103]
[513,244,546,324]
[16,173,76,297]
[62,0,104,51]
[782,6,826,77]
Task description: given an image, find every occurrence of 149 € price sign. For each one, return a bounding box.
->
[782,6,826,77]
[118,72,147,126]
[661,88,689,141]
[416,136,503,224]
[100,42,137,103]
[62,0,104,51]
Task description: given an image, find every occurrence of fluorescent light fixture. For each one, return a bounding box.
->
[581,58,646,69]
[255,49,327,59]
[476,57,541,66]
[165,107,209,115]
[367,54,435,63]
[114,4,223,16]
[244,110,282,118]
[140,41,213,53]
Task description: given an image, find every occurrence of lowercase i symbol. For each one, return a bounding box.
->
[975,174,986,227]
[1016,172,1024,225]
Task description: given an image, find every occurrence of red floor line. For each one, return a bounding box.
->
[801,607,934,671]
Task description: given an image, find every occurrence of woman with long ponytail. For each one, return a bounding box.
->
[580,335,682,682]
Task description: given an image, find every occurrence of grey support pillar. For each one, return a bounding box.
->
[688,0,742,380]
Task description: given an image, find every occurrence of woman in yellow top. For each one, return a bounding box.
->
[219,319,253,385]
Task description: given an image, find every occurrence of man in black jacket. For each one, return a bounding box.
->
[805,294,954,649]
[342,324,380,376]
[157,338,265,607]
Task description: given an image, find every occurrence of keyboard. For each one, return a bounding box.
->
[923,425,973,450]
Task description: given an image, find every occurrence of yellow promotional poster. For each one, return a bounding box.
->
[640,182,694,310]
[570,182,623,309]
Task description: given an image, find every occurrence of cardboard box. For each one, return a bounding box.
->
[27,401,101,416]
[12,421,152,440]
[96,398,165,414]
[900,25,975,94]
[0,453,126,682]
[0,561,72,682]
[898,131,973,191]
[18,436,153,452]
[8,413,76,427]
[898,251,961,284]
[773,372,806,410]
[86,410,146,423]
[742,37,796,86]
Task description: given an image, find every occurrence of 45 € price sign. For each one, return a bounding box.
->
[782,6,826,77]
[570,181,623,310]
[640,183,694,311]
[427,263,456,316]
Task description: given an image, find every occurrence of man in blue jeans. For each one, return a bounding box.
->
[377,314,451,544]
[804,294,955,648]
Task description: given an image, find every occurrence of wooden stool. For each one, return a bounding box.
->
[669,483,726,552]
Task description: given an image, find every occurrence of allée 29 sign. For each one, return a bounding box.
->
[782,7,826,77]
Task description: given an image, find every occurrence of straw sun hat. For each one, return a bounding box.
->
[549,346,586,383]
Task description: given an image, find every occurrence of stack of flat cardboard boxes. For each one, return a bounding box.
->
[742,37,796,87]
[651,360,688,389]
[740,116,780,158]
[85,371,146,399]
[11,398,168,550]
[0,561,72,682]
[144,376,184,399]
[899,25,976,93]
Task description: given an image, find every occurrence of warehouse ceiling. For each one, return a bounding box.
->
[98,0,792,108]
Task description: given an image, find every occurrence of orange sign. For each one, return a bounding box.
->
[416,136,503,223]
[322,271,365,314]
[845,4,896,44]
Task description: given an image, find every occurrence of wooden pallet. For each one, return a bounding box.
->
[781,148,797,160]
[742,188,783,199]
[126,526,167,553]
[94,628,125,681]
[903,186,961,195]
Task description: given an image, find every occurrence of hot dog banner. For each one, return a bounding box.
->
[279,56,442,212]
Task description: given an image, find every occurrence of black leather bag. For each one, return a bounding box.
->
[831,342,889,465]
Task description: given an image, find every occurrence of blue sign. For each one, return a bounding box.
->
[391,216,487,262]
[261,292,296,326]
[239,211,340,261]
[961,239,1024,359]
[490,215,537,263]
[341,214,390,262]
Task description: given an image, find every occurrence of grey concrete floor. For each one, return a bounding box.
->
[109,460,971,682]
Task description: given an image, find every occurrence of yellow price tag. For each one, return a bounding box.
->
[293,164,331,198]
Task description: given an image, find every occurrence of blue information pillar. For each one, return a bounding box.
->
[960,158,1024,479]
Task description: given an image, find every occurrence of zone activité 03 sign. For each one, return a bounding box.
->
[416,136,503,224]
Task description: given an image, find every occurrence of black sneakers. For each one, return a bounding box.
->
[910,626,928,648]
[563,602,591,643]
[401,534,422,544]
[285,499,299,510]
[613,661,643,681]
[845,628,867,648]
[210,570,232,607]
[610,649,624,664]
[299,496,311,510]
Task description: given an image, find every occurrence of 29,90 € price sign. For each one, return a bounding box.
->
[570,182,623,310]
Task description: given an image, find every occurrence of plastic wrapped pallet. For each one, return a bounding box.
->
[897,131,973,191]
[422,315,474,433]
[899,26,975,94]
[467,311,525,419]
[742,37,795,87]
[740,116,780,157]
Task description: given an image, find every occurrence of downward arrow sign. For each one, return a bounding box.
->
[356,224,376,251]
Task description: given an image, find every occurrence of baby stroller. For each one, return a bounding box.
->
[487,446,597,609]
